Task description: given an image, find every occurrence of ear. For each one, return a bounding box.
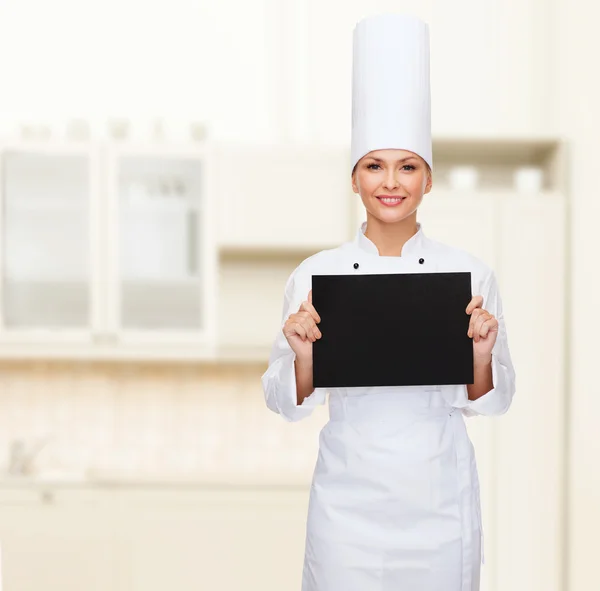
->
[424,172,433,195]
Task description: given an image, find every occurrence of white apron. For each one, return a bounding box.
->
[262,223,516,591]
[303,389,482,591]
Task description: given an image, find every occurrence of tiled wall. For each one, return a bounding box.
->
[0,361,327,482]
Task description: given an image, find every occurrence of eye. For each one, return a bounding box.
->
[402,164,416,171]
[367,163,381,170]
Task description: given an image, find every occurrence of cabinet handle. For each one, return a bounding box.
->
[41,489,54,504]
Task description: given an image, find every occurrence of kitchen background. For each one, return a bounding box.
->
[0,0,596,590]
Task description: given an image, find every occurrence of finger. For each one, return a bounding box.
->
[466,295,484,315]
[300,299,321,324]
[298,316,319,342]
[296,310,321,333]
[467,307,485,338]
[284,316,312,342]
[307,318,321,340]
[472,313,488,342]
[474,313,494,342]
[289,321,309,341]
[480,316,499,337]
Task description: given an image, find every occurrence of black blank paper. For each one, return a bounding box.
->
[312,272,473,388]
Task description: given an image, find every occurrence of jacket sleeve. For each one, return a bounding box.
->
[261,268,327,422]
[462,269,516,417]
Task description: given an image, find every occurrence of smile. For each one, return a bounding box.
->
[376,196,406,206]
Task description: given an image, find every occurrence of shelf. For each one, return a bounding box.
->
[0,341,216,362]
[219,244,326,260]
[427,188,564,199]
[432,136,562,162]
[6,198,87,210]
[0,335,277,364]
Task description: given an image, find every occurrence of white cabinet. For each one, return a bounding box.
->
[0,485,310,591]
[115,488,309,591]
[216,143,354,250]
[0,141,218,360]
[0,488,120,591]
[492,193,566,591]
[103,144,217,352]
[276,0,552,143]
[430,0,553,137]
[0,148,97,330]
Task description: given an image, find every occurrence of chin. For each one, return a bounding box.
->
[368,209,415,225]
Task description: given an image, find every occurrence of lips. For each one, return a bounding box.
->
[376,195,406,206]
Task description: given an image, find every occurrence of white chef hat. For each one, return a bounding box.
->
[351,13,432,172]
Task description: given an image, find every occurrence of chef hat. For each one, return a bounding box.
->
[351,13,432,172]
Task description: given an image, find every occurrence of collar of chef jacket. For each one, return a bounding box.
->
[355,221,426,258]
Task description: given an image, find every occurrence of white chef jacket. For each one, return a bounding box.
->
[262,222,516,591]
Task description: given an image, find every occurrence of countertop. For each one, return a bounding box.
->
[0,469,311,490]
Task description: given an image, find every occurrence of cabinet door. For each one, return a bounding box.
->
[217,143,353,250]
[0,489,119,591]
[430,0,552,137]
[104,145,217,348]
[116,488,309,591]
[0,145,100,337]
[493,193,566,591]
[281,0,549,141]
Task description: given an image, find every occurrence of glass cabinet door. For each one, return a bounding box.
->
[1,149,93,329]
[109,152,213,335]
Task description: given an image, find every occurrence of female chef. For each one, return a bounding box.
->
[261,13,516,591]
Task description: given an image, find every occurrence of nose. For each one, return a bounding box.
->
[382,170,400,191]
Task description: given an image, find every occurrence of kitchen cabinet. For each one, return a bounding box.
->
[276,0,553,143]
[0,487,120,591]
[0,148,96,329]
[0,141,218,361]
[217,254,306,359]
[115,487,309,591]
[492,193,566,591]
[429,0,553,138]
[103,144,217,351]
[0,484,311,591]
[216,143,354,251]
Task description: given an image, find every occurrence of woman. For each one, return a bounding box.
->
[261,14,515,591]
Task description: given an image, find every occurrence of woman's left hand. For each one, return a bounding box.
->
[466,296,498,360]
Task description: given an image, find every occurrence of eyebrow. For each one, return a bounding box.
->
[366,156,418,164]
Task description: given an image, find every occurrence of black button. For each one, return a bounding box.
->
[419,258,425,264]
[353,262,359,269]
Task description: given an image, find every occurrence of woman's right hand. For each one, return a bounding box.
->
[283,289,321,362]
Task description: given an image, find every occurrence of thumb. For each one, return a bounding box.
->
[308,289,312,304]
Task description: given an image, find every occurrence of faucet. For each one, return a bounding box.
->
[7,437,51,477]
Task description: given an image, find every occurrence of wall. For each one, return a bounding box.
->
[0,361,328,483]
[555,2,600,590]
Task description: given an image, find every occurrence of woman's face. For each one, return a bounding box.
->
[351,149,432,224]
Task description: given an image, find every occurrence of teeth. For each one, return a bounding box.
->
[381,197,403,203]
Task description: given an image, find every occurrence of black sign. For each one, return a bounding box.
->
[311,272,474,388]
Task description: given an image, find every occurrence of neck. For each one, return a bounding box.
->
[364,212,419,256]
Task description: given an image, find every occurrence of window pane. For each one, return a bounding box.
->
[2,152,90,328]
[118,157,203,330]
